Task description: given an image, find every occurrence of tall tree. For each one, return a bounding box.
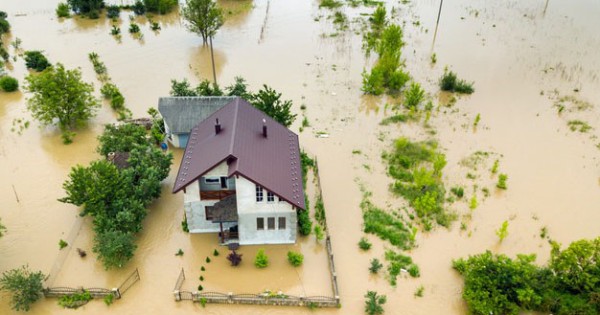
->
[181,0,224,45]
[25,63,99,144]
[251,85,297,127]
[0,266,45,312]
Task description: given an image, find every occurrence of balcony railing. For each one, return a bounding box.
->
[200,190,236,200]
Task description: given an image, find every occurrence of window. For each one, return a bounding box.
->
[255,185,263,202]
[267,217,275,230]
[204,177,220,184]
[278,217,286,230]
[205,206,214,220]
[256,218,264,230]
[220,177,228,189]
[267,191,274,202]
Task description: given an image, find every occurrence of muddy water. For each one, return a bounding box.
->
[1,0,600,314]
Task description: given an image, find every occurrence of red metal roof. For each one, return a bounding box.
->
[172,98,305,210]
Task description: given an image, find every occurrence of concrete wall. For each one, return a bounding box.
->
[163,120,189,148]
[235,176,296,245]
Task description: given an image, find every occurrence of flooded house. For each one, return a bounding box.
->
[172,97,306,245]
[158,96,237,148]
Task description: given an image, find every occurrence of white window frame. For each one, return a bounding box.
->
[256,185,264,202]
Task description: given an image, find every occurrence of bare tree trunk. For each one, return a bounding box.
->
[210,36,217,85]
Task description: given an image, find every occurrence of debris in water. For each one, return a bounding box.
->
[77,248,87,258]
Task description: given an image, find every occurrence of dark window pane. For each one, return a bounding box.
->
[267,217,275,230]
[257,217,264,230]
[278,217,286,230]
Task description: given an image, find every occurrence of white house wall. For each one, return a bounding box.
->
[235,176,296,245]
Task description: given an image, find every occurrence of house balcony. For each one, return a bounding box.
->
[200,190,236,200]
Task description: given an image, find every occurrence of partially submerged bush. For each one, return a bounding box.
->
[227,250,242,266]
[143,0,178,14]
[287,251,304,267]
[439,69,474,94]
[298,209,312,236]
[0,76,19,92]
[254,249,269,268]
[24,51,51,72]
[0,266,45,311]
[56,3,71,18]
[358,237,372,250]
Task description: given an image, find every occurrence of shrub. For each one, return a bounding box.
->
[497,173,508,189]
[450,186,464,198]
[227,250,242,266]
[213,249,219,256]
[0,16,10,35]
[314,224,324,242]
[403,82,425,109]
[56,3,71,18]
[439,69,474,94]
[0,266,45,311]
[0,76,19,92]
[359,237,372,250]
[298,209,312,236]
[414,285,424,297]
[110,25,121,35]
[175,249,184,256]
[59,239,68,249]
[254,249,269,268]
[496,221,509,242]
[106,5,120,19]
[24,51,51,72]
[364,291,386,315]
[287,251,304,267]
[58,290,92,309]
[491,159,499,174]
[408,264,420,277]
[133,1,146,15]
[369,258,383,274]
[320,0,343,9]
[129,22,140,33]
[206,256,211,263]
[103,293,114,305]
[67,0,104,16]
[143,0,178,14]
[385,250,418,285]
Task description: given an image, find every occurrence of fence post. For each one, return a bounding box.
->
[112,288,121,299]
[173,290,181,301]
[228,292,233,304]
[299,295,304,306]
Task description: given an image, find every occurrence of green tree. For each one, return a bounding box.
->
[0,266,45,312]
[196,79,223,96]
[251,85,297,127]
[170,78,197,96]
[97,123,149,156]
[226,76,251,99]
[143,0,178,14]
[181,0,224,45]
[93,230,136,269]
[24,51,51,72]
[0,76,18,92]
[25,63,99,144]
[550,238,600,293]
[67,0,104,15]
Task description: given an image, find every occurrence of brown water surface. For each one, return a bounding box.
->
[1,0,600,314]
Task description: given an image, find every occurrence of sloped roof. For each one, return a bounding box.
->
[158,96,237,134]
[173,97,305,210]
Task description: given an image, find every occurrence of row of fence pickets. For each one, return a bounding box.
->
[42,268,139,299]
[174,290,339,307]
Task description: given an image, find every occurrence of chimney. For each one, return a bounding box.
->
[215,118,221,134]
[262,118,267,138]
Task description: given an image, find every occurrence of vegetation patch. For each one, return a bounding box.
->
[567,120,592,133]
[453,237,600,315]
[59,123,172,269]
[0,266,45,311]
[287,251,304,267]
[385,250,419,285]
[58,290,92,309]
[439,69,474,94]
[254,249,269,268]
[383,137,455,228]
[360,190,416,250]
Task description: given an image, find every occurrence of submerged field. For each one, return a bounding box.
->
[1,0,599,314]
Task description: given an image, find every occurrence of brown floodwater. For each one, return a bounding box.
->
[1,0,600,314]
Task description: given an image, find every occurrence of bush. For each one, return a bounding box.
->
[450,186,464,198]
[24,51,51,72]
[297,209,312,236]
[59,239,68,249]
[56,3,71,18]
[439,69,474,94]
[103,294,114,305]
[403,82,425,109]
[129,22,140,33]
[287,251,304,267]
[143,0,178,14]
[58,290,92,309]
[110,25,121,35]
[0,266,45,311]
[67,0,104,16]
[133,1,146,15]
[106,5,120,19]
[497,173,508,189]
[0,17,10,35]
[254,249,269,268]
[358,237,372,250]
[364,291,386,315]
[0,76,19,92]
[369,258,383,274]
[227,250,242,266]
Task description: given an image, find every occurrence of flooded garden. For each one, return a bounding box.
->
[1,0,599,314]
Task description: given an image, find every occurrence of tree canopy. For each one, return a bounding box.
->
[60,123,172,269]
[67,0,104,15]
[0,266,45,312]
[181,0,224,44]
[453,237,600,315]
[25,63,99,144]
[251,85,296,127]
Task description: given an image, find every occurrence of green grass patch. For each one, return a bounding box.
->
[360,191,416,250]
[383,137,455,228]
[385,250,420,286]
